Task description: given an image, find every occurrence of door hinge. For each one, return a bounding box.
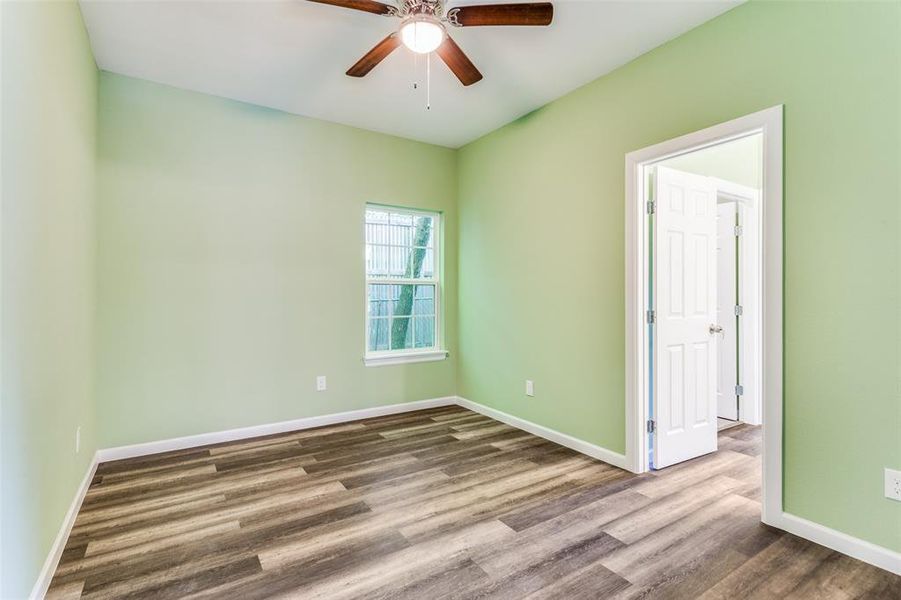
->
[734,225,743,237]
[647,200,656,215]
[647,419,656,434]
[646,309,655,324]
[735,384,744,396]
[734,304,743,316]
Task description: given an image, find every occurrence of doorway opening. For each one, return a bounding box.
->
[624,106,783,525]
[651,135,763,463]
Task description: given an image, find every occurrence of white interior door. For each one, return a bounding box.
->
[716,201,738,420]
[653,166,718,469]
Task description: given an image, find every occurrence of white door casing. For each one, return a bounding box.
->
[653,166,719,468]
[716,201,738,420]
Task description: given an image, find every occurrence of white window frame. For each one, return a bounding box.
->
[363,205,447,367]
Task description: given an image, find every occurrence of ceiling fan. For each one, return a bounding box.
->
[308,0,554,86]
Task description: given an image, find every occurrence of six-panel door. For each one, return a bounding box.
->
[653,166,719,469]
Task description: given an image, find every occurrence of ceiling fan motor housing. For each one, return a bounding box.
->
[398,0,444,19]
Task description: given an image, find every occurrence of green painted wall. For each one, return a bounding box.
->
[96,73,458,448]
[457,1,901,552]
[0,1,99,597]
[661,133,761,190]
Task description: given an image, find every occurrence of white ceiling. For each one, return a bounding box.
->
[80,0,741,148]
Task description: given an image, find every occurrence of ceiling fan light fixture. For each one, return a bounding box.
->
[399,17,444,54]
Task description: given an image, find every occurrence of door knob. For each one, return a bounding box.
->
[709,324,723,335]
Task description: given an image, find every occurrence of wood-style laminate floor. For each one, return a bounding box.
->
[48,406,900,599]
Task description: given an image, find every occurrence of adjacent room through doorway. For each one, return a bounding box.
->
[644,132,764,471]
[656,133,763,440]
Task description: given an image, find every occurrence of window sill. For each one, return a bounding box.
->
[364,350,449,367]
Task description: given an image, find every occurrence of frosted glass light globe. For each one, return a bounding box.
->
[400,19,444,54]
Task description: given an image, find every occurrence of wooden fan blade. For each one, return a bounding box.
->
[447,3,553,27]
[436,36,483,86]
[346,33,401,77]
[307,0,395,16]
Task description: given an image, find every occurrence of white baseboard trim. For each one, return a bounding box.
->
[455,396,629,470]
[30,451,99,600]
[768,512,901,576]
[97,396,458,463]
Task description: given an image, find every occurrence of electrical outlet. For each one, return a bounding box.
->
[75,426,81,454]
[885,468,901,502]
[316,375,327,392]
[525,380,534,397]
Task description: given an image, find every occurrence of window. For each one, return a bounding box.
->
[364,206,445,365]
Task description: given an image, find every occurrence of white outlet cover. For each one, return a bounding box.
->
[885,468,901,502]
[526,380,534,397]
[76,426,81,454]
[316,376,327,392]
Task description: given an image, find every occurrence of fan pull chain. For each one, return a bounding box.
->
[412,52,419,90]
[426,52,431,110]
